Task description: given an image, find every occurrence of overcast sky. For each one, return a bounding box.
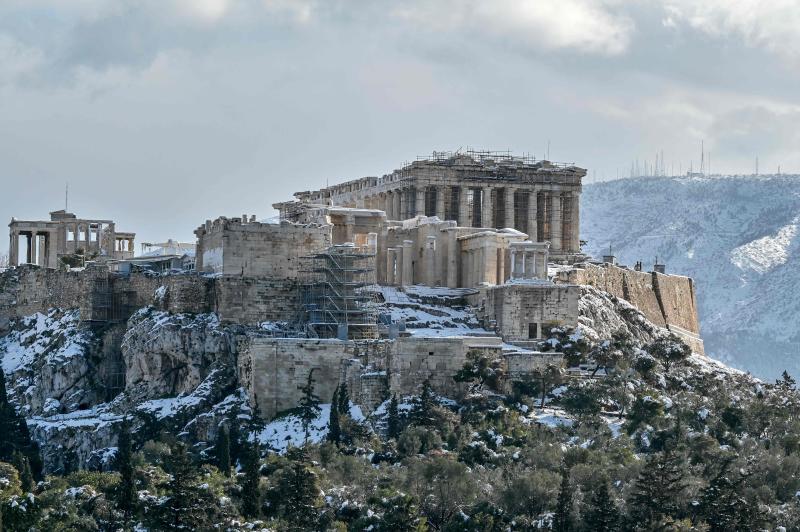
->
[1,0,799,251]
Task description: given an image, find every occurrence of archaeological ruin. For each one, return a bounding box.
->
[2,150,704,420]
[8,209,136,269]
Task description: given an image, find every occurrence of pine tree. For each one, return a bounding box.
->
[627,449,687,527]
[276,447,321,529]
[553,466,574,532]
[297,370,321,443]
[409,379,437,427]
[699,458,763,531]
[157,442,215,531]
[327,386,341,445]
[216,425,231,476]
[387,394,401,439]
[115,417,136,517]
[240,437,261,518]
[338,382,350,415]
[583,479,620,532]
[12,451,34,493]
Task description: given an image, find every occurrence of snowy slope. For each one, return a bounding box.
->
[582,174,800,379]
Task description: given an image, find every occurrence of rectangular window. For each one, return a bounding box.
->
[528,323,538,339]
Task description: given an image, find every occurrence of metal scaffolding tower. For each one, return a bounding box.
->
[302,244,379,339]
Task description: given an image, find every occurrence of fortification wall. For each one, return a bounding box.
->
[236,335,505,418]
[560,263,703,353]
[197,219,330,278]
[480,283,580,341]
[213,276,300,325]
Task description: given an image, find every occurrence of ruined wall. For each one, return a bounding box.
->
[0,266,302,330]
[236,335,504,418]
[480,283,580,341]
[560,263,703,353]
[388,336,503,398]
[237,338,393,418]
[214,276,300,325]
[197,219,331,278]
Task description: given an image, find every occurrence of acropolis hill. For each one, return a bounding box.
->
[0,150,703,470]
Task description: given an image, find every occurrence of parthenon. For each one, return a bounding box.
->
[8,210,135,269]
[275,150,586,259]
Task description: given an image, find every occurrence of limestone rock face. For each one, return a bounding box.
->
[0,309,101,417]
[578,285,661,347]
[121,308,235,403]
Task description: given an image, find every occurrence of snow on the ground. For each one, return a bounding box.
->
[377,285,486,336]
[0,309,91,374]
[731,217,798,274]
[253,403,365,453]
[137,369,223,419]
[528,408,574,428]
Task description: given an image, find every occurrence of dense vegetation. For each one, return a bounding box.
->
[1,328,800,531]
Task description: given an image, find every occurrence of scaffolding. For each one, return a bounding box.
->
[302,244,379,339]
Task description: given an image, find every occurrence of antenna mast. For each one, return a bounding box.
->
[65,182,69,211]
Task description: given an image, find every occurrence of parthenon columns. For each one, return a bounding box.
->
[458,187,470,227]
[26,232,35,263]
[505,187,516,228]
[527,191,538,243]
[415,188,425,217]
[392,191,401,220]
[550,192,562,251]
[435,188,446,220]
[482,187,493,228]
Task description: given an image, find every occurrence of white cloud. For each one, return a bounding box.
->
[664,0,800,61]
[0,34,44,86]
[393,0,635,56]
[173,0,231,22]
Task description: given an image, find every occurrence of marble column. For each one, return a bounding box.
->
[458,187,470,227]
[415,188,425,217]
[505,187,516,229]
[9,230,18,267]
[435,187,446,220]
[527,190,538,242]
[550,192,562,251]
[401,240,414,285]
[446,229,458,288]
[83,223,91,250]
[393,190,401,220]
[482,187,493,228]
[28,231,36,264]
[571,193,580,253]
[423,236,437,286]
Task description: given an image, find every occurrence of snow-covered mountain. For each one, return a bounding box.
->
[582,174,800,380]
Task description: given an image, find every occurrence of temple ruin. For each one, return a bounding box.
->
[275,150,586,261]
[8,210,135,269]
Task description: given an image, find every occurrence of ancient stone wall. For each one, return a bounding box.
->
[560,263,703,353]
[196,218,331,278]
[0,266,301,329]
[480,283,580,341]
[236,335,504,418]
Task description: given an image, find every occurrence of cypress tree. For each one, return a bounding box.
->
[338,382,350,415]
[387,394,401,439]
[216,425,231,476]
[297,370,321,443]
[12,451,34,493]
[584,478,620,532]
[115,418,136,517]
[240,438,261,518]
[553,466,574,532]
[327,386,341,445]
